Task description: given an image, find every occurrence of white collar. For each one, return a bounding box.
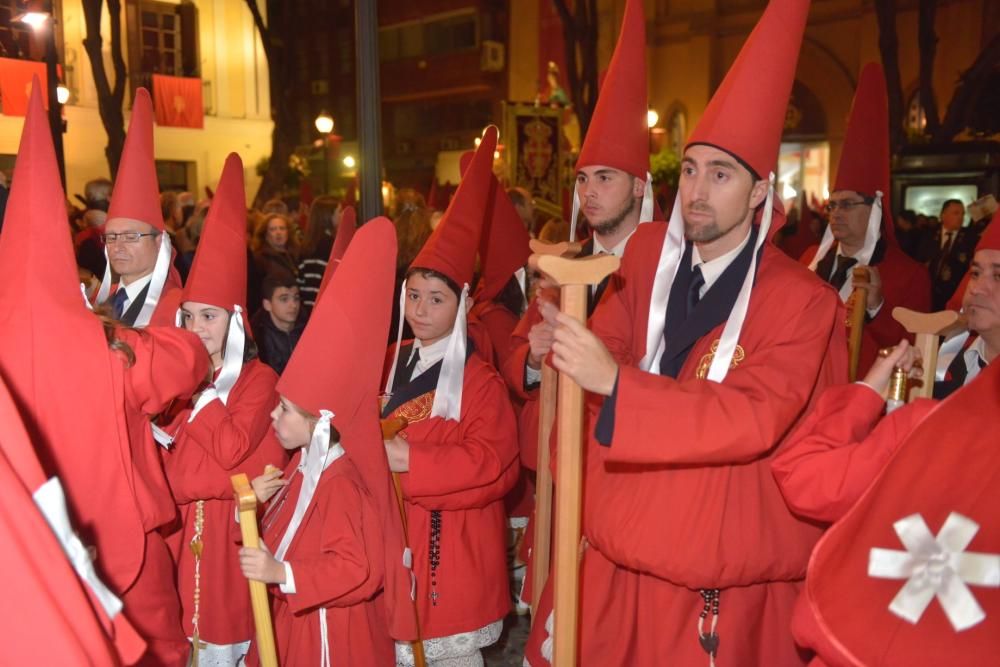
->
[690,227,752,296]
[408,335,451,379]
[592,232,631,258]
[119,271,154,304]
[964,336,989,383]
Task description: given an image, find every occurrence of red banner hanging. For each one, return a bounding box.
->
[0,58,48,116]
[152,74,204,129]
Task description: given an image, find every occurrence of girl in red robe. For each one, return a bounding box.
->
[160,155,286,665]
[240,217,417,666]
[383,126,519,666]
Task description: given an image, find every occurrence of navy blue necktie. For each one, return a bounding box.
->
[687,265,705,314]
[111,288,129,320]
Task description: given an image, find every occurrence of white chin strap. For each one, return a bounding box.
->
[186,305,247,422]
[641,173,776,383]
[569,171,654,242]
[275,409,344,562]
[383,278,408,398]
[96,230,173,327]
[807,191,884,303]
[431,284,469,421]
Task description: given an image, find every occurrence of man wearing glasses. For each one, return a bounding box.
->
[803,64,930,374]
[93,89,182,327]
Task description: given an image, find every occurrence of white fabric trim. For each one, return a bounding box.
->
[33,477,123,619]
[188,305,246,421]
[431,284,469,421]
[808,192,884,304]
[279,561,296,594]
[936,331,972,382]
[383,279,408,397]
[639,189,687,372]
[274,410,345,561]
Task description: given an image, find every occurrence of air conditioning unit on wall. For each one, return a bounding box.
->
[481,40,505,72]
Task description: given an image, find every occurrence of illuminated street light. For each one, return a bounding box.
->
[314,111,334,135]
[343,155,356,169]
[15,12,49,29]
[647,108,659,128]
[56,84,70,104]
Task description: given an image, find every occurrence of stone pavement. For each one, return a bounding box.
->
[483,612,531,666]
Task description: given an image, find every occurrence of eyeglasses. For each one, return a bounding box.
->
[825,200,870,213]
[101,231,160,244]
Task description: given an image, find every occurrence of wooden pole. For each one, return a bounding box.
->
[534,252,619,667]
[847,266,870,382]
[231,473,278,667]
[380,416,427,667]
[354,0,383,222]
[526,239,582,618]
[892,307,966,400]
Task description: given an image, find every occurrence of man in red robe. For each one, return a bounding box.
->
[801,63,930,375]
[525,0,847,663]
[93,88,183,328]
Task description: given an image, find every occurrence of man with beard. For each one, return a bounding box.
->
[524,0,847,663]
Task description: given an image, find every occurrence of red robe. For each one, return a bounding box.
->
[0,381,145,666]
[801,242,931,374]
[162,359,287,646]
[116,326,211,666]
[471,298,534,518]
[528,222,847,665]
[246,451,394,667]
[773,371,999,665]
[382,349,519,639]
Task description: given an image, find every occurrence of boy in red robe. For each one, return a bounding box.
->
[525,0,848,664]
[239,217,417,666]
[382,126,519,665]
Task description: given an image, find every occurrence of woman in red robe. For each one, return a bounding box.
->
[161,155,286,665]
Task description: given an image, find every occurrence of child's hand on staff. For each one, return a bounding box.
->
[239,541,286,584]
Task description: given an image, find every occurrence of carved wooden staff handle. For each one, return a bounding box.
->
[533,252,619,667]
[525,239,584,619]
[892,307,966,400]
[231,473,278,667]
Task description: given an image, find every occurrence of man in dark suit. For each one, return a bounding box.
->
[926,199,981,310]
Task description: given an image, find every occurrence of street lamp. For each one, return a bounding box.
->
[647,108,659,129]
[343,155,356,169]
[56,83,70,104]
[314,111,335,135]
[15,3,65,188]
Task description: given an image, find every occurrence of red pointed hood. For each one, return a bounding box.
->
[276,217,417,640]
[686,0,811,179]
[478,186,531,303]
[976,207,1000,253]
[107,88,163,231]
[181,153,248,314]
[834,62,896,243]
[576,0,648,179]
[0,78,148,594]
[317,205,357,297]
[410,126,497,287]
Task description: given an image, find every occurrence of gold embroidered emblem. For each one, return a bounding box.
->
[695,339,745,379]
[390,392,435,425]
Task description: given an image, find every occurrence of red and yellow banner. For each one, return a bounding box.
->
[152,74,204,129]
[0,57,48,116]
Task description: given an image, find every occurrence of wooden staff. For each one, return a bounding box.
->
[231,473,278,667]
[534,252,619,666]
[526,239,582,617]
[847,266,870,381]
[381,416,427,667]
[892,307,967,400]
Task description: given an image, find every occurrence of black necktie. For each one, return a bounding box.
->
[111,288,129,320]
[404,348,421,380]
[942,231,956,255]
[687,265,705,314]
[829,255,857,290]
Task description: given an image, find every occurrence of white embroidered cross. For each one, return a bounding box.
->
[868,512,1000,631]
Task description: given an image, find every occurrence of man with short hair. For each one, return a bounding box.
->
[525,0,844,663]
[927,198,979,309]
[93,89,181,327]
[250,272,306,375]
[802,63,930,374]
